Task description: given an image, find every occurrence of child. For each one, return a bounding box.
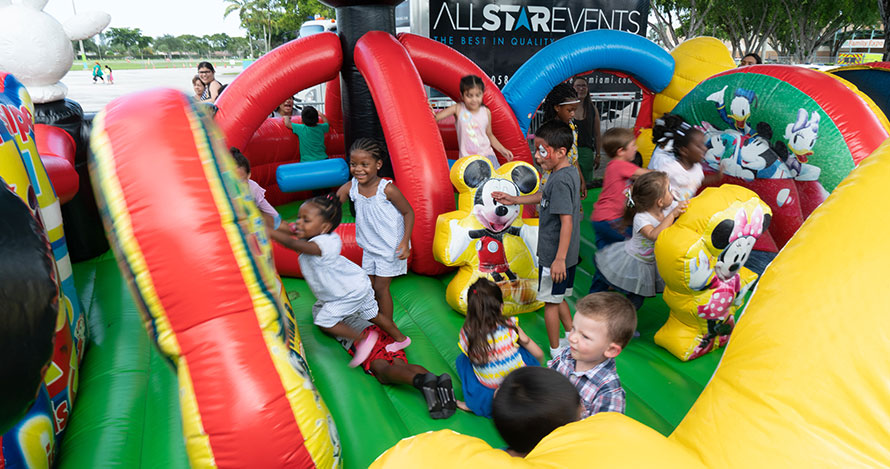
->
[548,292,636,418]
[336,138,414,321]
[231,148,283,231]
[104,65,114,85]
[330,315,456,419]
[590,172,686,310]
[590,128,650,249]
[541,82,587,199]
[455,278,544,418]
[492,120,580,359]
[435,75,514,168]
[492,367,582,457]
[648,113,722,202]
[192,75,206,100]
[267,195,411,367]
[284,106,329,163]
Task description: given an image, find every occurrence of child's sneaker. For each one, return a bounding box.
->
[436,373,457,419]
[550,346,567,359]
[413,372,443,419]
[385,336,411,353]
[348,328,379,368]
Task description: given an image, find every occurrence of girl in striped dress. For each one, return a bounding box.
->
[337,138,415,323]
[455,278,544,417]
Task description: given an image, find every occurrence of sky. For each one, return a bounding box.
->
[44,0,246,38]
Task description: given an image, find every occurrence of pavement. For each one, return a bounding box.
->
[62,66,245,113]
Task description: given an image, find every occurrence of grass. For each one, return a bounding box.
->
[69,58,247,71]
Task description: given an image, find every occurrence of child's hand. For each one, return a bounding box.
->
[671,200,688,218]
[550,259,567,283]
[396,239,410,260]
[503,149,514,161]
[491,191,517,205]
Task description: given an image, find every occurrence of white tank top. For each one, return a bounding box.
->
[349,177,404,257]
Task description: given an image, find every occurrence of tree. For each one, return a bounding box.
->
[771,0,879,63]
[155,34,184,59]
[879,0,890,60]
[106,27,143,56]
[705,0,781,58]
[649,0,717,49]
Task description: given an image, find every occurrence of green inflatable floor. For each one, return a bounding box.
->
[57,190,737,468]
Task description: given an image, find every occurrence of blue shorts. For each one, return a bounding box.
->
[537,265,576,304]
[455,347,540,418]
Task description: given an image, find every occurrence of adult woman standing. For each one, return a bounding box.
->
[197,62,223,103]
[572,76,602,186]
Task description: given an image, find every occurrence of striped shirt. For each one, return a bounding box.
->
[548,347,625,418]
[350,178,405,258]
[459,317,526,389]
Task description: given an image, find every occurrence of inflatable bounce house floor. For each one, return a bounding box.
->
[58,190,738,469]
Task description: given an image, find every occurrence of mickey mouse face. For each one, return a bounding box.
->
[474,178,521,233]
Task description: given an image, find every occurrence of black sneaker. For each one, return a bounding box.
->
[415,372,444,419]
[436,373,457,418]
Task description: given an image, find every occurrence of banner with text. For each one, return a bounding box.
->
[429,0,649,88]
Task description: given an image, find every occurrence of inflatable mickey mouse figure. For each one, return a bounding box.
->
[434,156,543,316]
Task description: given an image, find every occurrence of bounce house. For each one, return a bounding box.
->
[4,2,890,467]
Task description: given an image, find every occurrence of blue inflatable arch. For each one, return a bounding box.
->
[502,29,675,134]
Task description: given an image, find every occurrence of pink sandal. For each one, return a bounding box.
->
[385,336,411,353]
[348,329,380,368]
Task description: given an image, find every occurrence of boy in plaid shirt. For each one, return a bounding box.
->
[548,292,636,417]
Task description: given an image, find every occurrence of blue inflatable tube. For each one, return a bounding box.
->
[276,158,350,192]
[502,29,675,134]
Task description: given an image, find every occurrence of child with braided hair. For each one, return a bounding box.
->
[268,194,411,367]
[648,113,723,202]
[541,82,587,199]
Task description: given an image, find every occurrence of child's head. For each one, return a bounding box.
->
[652,113,705,165]
[626,170,671,216]
[492,367,581,456]
[302,106,319,126]
[230,147,250,181]
[294,194,342,239]
[542,82,580,123]
[193,75,206,96]
[533,120,573,171]
[464,277,513,364]
[459,75,485,111]
[568,292,637,366]
[602,127,637,161]
[348,138,385,182]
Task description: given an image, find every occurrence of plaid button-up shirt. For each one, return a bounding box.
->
[548,348,625,418]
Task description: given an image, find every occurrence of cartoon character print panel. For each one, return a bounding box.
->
[672,73,849,249]
[654,185,771,361]
[433,156,542,316]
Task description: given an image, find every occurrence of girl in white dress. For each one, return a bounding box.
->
[268,194,411,367]
[590,172,687,310]
[336,138,415,322]
[648,113,722,202]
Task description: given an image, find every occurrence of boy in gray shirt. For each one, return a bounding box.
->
[493,120,581,357]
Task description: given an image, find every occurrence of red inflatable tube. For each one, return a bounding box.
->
[713,65,888,165]
[91,89,333,467]
[216,32,343,151]
[355,32,454,275]
[34,124,78,204]
[324,75,343,134]
[398,33,533,165]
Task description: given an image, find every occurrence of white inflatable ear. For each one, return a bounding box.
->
[64,11,111,41]
[21,0,48,10]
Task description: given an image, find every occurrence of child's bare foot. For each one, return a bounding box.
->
[456,400,470,412]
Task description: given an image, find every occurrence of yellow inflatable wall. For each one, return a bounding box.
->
[638,37,736,165]
[433,156,542,316]
[654,185,770,361]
